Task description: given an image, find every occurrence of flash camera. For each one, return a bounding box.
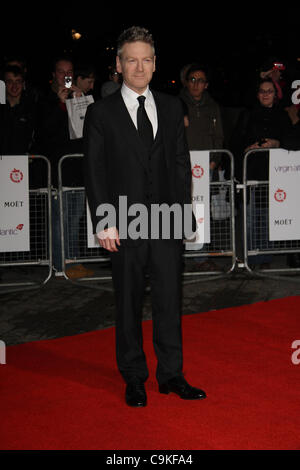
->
[273,63,285,71]
[64,76,73,88]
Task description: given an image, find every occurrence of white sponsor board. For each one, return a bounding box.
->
[0,340,6,364]
[185,150,210,250]
[0,80,5,104]
[0,156,30,252]
[269,149,300,241]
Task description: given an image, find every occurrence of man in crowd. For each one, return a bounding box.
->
[0,65,36,155]
[36,57,93,278]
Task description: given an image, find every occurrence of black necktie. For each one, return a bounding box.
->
[137,95,154,149]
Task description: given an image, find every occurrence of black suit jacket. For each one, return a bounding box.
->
[83,89,194,241]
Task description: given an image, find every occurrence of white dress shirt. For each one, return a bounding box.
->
[121,83,158,138]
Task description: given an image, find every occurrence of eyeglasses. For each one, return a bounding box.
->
[258,89,275,95]
[188,77,207,84]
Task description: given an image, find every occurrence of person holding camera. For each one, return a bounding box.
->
[36,57,83,183]
[36,57,93,278]
[52,58,83,104]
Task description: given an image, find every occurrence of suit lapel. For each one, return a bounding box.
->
[151,90,171,169]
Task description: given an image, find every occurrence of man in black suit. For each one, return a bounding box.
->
[84,26,206,407]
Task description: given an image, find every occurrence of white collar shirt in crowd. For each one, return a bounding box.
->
[120,83,158,138]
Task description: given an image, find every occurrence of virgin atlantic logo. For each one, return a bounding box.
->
[274,188,287,203]
[10,168,23,183]
[192,164,204,179]
[0,224,24,236]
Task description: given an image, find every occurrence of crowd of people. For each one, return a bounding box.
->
[1,54,300,273]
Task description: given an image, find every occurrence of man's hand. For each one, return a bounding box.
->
[57,86,70,103]
[70,84,84,98]
[97,227,120,252]
[245,138,280,152]
[57,84,84,103]
[260,138,280,148]
[245,142,260,152]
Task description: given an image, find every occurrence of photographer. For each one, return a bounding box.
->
[36,56,83,187]
[35,57,92,278]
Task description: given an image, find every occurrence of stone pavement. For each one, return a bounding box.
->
[1,258,300,346]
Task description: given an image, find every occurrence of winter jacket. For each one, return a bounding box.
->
[179,88,224,151]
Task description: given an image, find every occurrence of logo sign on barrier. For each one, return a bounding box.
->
[0,80,5,104]
[269,149,300,241]
[0,340,6,364]
[185,150,210,250]
[0,155,30,252]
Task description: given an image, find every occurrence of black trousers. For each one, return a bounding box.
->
[110,239,184,385]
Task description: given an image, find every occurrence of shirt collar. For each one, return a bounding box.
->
[121,83,152,107]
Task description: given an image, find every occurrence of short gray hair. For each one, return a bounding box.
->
[117,26,155,58]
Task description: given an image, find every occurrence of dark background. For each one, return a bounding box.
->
[1,5,300,106]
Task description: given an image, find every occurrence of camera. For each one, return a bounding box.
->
[64,76,73,88]
[273,63,285,71]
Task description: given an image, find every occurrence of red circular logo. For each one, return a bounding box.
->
[10,168,23,183]
[192,164,204,179]
[274,188,287,202]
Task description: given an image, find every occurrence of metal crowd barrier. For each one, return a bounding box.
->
[58,154,111,283]
[0,155,52,292]
[242,148,300,277]
[59,151,236,284]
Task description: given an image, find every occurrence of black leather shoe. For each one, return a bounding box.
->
[159,376,206,400]
[125,381,147,407]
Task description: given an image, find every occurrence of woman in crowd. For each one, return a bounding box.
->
[231,78,292,268]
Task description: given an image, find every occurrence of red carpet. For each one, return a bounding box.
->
[1,296,300,450]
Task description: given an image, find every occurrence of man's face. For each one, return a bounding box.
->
[5,72,24,100]
[77,76,95,94]
[53,60,74,88]
[116,41,156,94]
[186,70,208,100]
